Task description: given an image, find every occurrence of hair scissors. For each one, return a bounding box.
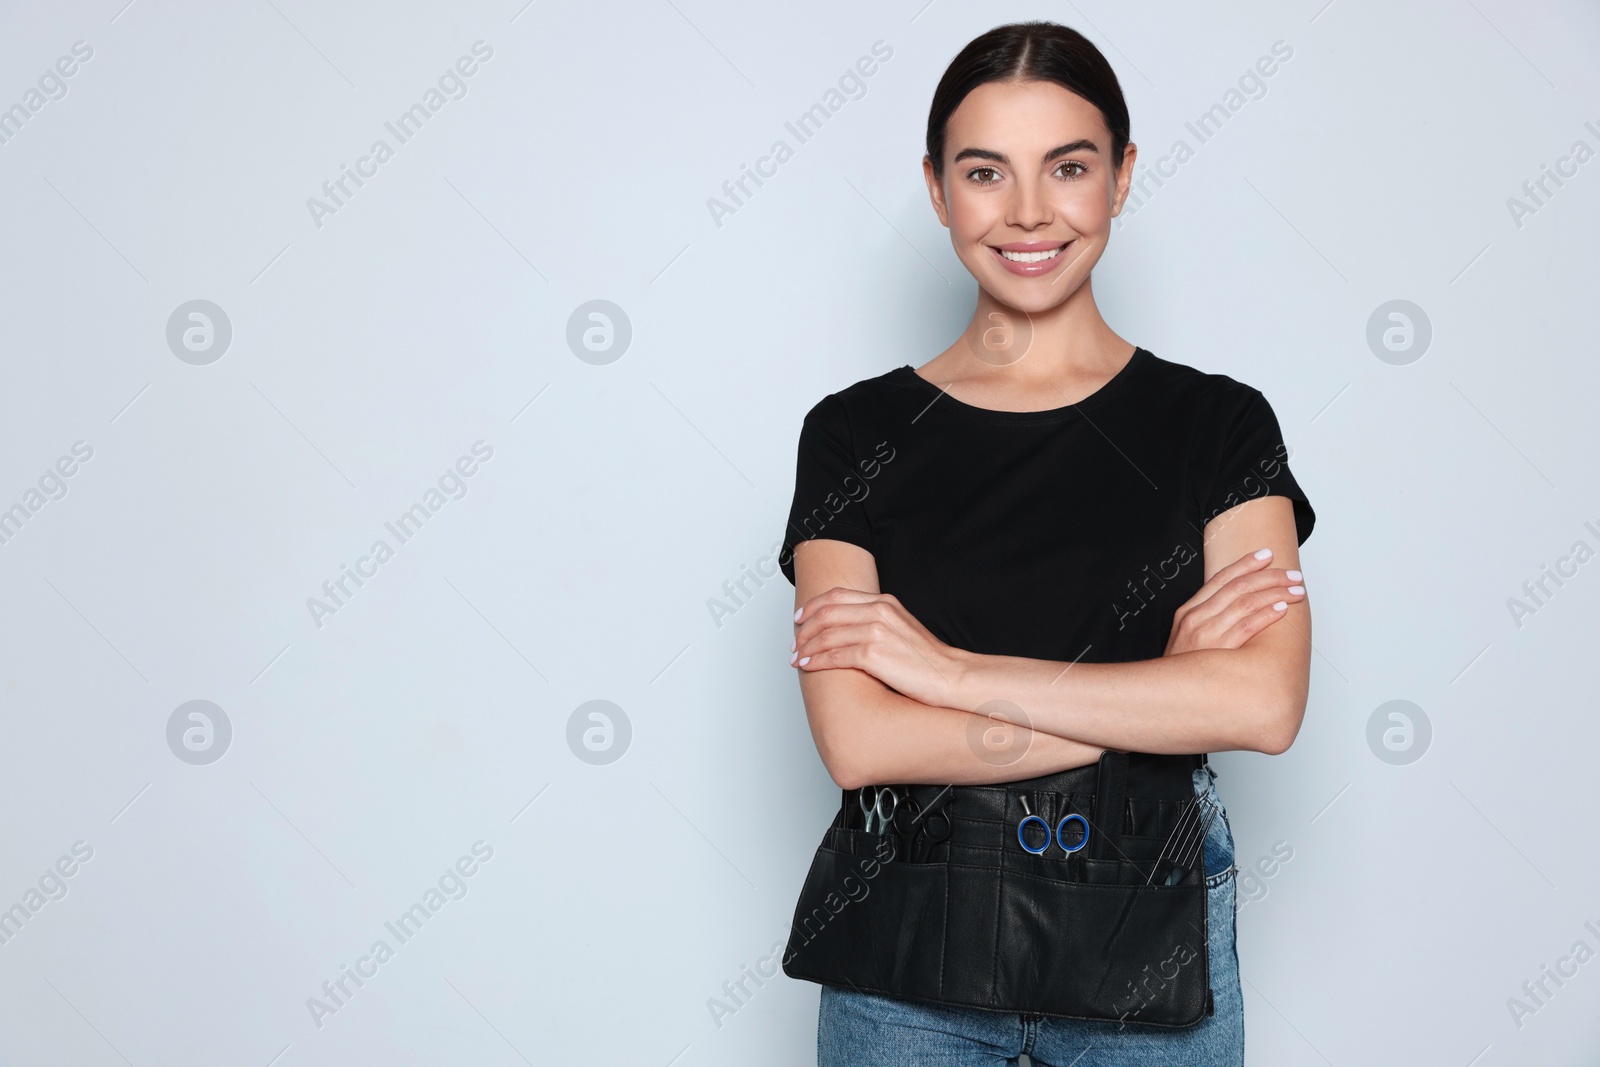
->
[1016,795,1090,859]
[859,785,901,834]
[891,785,954,863]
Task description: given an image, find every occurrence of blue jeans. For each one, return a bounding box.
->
[817,766,1244,1066]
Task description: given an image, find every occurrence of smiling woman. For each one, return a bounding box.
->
[778,20,1317,1067]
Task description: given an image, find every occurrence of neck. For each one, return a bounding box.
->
[962,275,1130,380]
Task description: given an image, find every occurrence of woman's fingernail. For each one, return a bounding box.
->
[1254,548,1273,560]
[798,656,810,666]
[1287,585,1305,596]
[1286,570,1302,581]
[790,651,798,665]
[794,607,804,621]
[1272,601,1288,611]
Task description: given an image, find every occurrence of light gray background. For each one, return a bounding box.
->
[2,0,1597,1064]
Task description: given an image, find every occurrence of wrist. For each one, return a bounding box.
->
[946,647,985,713]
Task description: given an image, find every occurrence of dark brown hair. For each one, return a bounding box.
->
[925,21,1129,179]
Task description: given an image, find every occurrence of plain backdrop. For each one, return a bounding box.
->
[1,1,1598,1064]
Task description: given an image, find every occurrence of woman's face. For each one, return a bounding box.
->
[924,78,1135,314]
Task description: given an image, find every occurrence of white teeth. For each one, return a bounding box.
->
[999,245,1065,263]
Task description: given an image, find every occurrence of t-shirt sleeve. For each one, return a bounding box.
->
[778,393,877,585]
[1198,387,1315,545]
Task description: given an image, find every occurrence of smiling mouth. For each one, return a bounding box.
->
[987,240,1075,278]
[993,242,1070,263]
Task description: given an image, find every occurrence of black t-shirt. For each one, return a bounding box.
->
[778,347,1314,666]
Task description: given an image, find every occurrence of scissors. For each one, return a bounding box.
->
[891,785,954,863]
[1016,795,1090,859]
[859,785,901,834]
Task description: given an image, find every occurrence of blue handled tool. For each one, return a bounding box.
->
[1016,796,1091,858]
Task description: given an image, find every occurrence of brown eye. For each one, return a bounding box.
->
[968,166,1001,185]
[1055,161,1087,179]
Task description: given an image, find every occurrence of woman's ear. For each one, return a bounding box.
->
[923,155,951,229]
[1110,141,1138,217]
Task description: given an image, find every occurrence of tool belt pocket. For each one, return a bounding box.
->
[788,823,947,999]
[781,751,1214,1027]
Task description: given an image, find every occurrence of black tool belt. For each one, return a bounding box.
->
[781,751,1216,1027]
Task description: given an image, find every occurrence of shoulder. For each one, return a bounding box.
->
[1134,350,1267,413]
[825,365,916,407]
[799,365,917,427]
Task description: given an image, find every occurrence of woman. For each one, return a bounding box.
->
[780,21,1314,1066]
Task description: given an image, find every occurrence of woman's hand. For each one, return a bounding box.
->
[1165,548,1306,656]
[791,587,966,709]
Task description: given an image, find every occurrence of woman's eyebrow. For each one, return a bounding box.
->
[951,139,1101,165]
[1042,139,1100,162]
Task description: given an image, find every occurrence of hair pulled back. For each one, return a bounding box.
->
[925,21,1129,179]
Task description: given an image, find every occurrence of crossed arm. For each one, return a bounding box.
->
[789,495,1312,790]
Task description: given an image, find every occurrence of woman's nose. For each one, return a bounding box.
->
[1007,179,1052,228]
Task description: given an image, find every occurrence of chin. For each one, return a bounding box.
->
[979,276,1078,314]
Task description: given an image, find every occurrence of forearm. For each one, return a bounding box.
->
[947,645,1306,755]
[808,673,1104,789]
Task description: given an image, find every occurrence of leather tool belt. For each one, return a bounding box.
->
[781,751,1216,1026]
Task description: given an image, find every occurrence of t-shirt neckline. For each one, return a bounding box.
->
[898,347,1149,424]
